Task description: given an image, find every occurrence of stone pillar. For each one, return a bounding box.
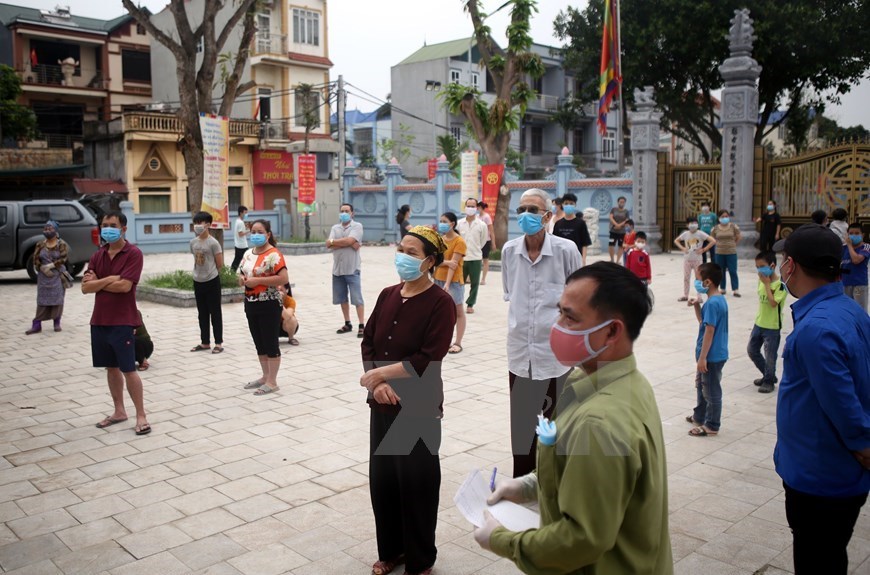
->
[554,147,573,197]
[383,158,402,243]
[627,86,663,254]
[434,154,450,218]
[273,198,290,240]
[120,200,136,244]
[719,8,762,257]
[341,160,356,206]
[583,207,601,256]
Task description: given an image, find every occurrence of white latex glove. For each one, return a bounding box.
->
[473,510,502,551]
[488,474,537,505]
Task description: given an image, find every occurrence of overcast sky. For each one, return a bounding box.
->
[23,0,870,127]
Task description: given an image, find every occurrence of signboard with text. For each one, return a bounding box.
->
[199,113,229,228]
[460,150,479,208]
[427,158,438,181]
[297,154,317,213]
[253,150,294,184]
[481,164,504,220]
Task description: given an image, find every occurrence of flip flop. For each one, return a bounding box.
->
[253,385,279,395]
[137,361,149,372]
[288,338,300,346]
[448,343,463,354]
[211,346,224,354]
[688,426,718,437]
[190,345,210,352]
[135,423,152,436]
[336,324,353,334]
[372,555,405,575]
[96,416,127,429]
[244,380,264,389]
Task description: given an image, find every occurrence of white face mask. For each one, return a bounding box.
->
[635,242,646,249]
[465,207,477,217]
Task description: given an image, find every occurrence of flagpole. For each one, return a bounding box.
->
[616,0,624,174]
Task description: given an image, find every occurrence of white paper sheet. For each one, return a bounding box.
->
[453,469,540,532]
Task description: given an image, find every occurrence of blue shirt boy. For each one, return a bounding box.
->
[697,211,717,235]
[696,295,729,362]
[841,243,870,286]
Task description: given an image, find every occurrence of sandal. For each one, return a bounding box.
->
[688,426,718,437]
[211,346,224,354]
[677,296,688,302]
[135,423,152,436]
[733,292,742,298]
[685,415,701,425]
[358,325,365,338]
[288,338,300,346]
[253,384,279,395]
[336,324,353,334]
[372,555,405,575]
[190,344,210,352]
[448,343,463,354]
[244,380,264,390]
[96,416,127,429]
[137,360,150,372]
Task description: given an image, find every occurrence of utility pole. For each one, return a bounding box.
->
[337,75,348,205]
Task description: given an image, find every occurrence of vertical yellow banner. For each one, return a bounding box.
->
[199,113,229,227]
[460,150,479,209]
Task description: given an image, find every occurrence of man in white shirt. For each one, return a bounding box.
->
[502,188,582,477]
[327,203,365,337]
[457,198,488,314]
[230,205,249,271]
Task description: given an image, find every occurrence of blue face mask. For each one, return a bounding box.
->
[437,222,451,235]
[757,266,773,277]
[249,233,267,247]
[395,252,424,282]
[694,279,709,294]
[850,234,864,245]
[767,205,775,212]
[517,212,544,236]
[241,213,248,220]
[339,212,352,224]
[720,217,731,225]
[100,227,122,243]
[562,204,577,216]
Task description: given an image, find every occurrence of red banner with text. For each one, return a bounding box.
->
[427,158,438,181]
[297,154,317,207]
[481,164,504,220]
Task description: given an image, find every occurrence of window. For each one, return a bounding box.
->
[603,130,616,160]
[777,124,786,140]
[229,166,244,176]
[258,87,271,121]
[450,125,462,144]
[315,152,333,179]
[228,187,242,214]
[294,91,321,128]
[532,76,543,94]
[293,9,319,46]
[24,204,82,224]
[470,72,480,89]
[136,24,146,35]
[354,127,373,157]
[450,69,461,84]
[139,194,170,214]
[121,50,151,83]
[573,129,584,155]
[531,126,543,156]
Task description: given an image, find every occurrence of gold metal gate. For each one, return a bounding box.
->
[663,162,721,245]
[765,142,870,236]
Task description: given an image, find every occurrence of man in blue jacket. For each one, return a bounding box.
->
[773,224,870,575]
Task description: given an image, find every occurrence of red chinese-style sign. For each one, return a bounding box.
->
[253,150,294,184]
[297,154,317,204]
[427,158,438,181]
[481,164,504,220]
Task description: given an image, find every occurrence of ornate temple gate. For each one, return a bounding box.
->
[764,142,870,237]
[658,153,722,246]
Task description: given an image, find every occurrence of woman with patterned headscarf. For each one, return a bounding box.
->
[26,220,70,334]
[360,225,457,575]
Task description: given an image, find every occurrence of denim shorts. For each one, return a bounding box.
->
[332,270,364,306]
[91,325,136,373]
[434,279,465,305]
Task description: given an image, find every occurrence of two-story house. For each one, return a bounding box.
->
[389,38,618,181]
[0,3,153,150]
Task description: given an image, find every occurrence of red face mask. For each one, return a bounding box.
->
[549,320,613,367]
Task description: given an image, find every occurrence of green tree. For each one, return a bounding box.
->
[440,0,545,246]
[436,134,474,174]
[817,115,870,143]
[551,97,587,146]
[123,0,259,213]
[783,98,814,154]
[378,123,415,165]
[555,0,870,161]
[295,83,322,155]
[0,65,38,143]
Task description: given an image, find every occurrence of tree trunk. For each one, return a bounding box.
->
[182,142,204,213]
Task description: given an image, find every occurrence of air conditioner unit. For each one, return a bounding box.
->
[267,124,281,139]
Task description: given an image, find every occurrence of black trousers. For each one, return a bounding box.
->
[369,409,440,573]
[194,276,223,345]
[760,233,776,253]
[509,370,569,478]
[784,482,867,575]
[245,300,282,357]
[230,247,246,271]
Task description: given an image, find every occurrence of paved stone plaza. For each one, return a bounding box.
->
[0,246,867,574]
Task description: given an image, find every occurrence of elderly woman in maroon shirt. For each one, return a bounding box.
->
[360,225,456,575]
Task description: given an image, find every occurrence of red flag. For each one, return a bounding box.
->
[427,158,437,181]
[481,164,503,220]
[297,154,317,204]
[597,0,622,135]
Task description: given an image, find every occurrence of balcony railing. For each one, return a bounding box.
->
[528,93,560,111]
[251,33,288,56]
[261,120,290,140]
[18,64,108,90]
[123,112,260,138]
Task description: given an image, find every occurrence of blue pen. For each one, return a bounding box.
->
[489,467,497,492]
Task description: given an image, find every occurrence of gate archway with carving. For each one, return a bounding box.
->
[665,163,721,245]
[766,143,870,237]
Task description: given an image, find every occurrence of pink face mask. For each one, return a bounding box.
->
[549,320,614,367]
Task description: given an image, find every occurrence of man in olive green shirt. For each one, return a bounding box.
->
[473,262,673,574]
